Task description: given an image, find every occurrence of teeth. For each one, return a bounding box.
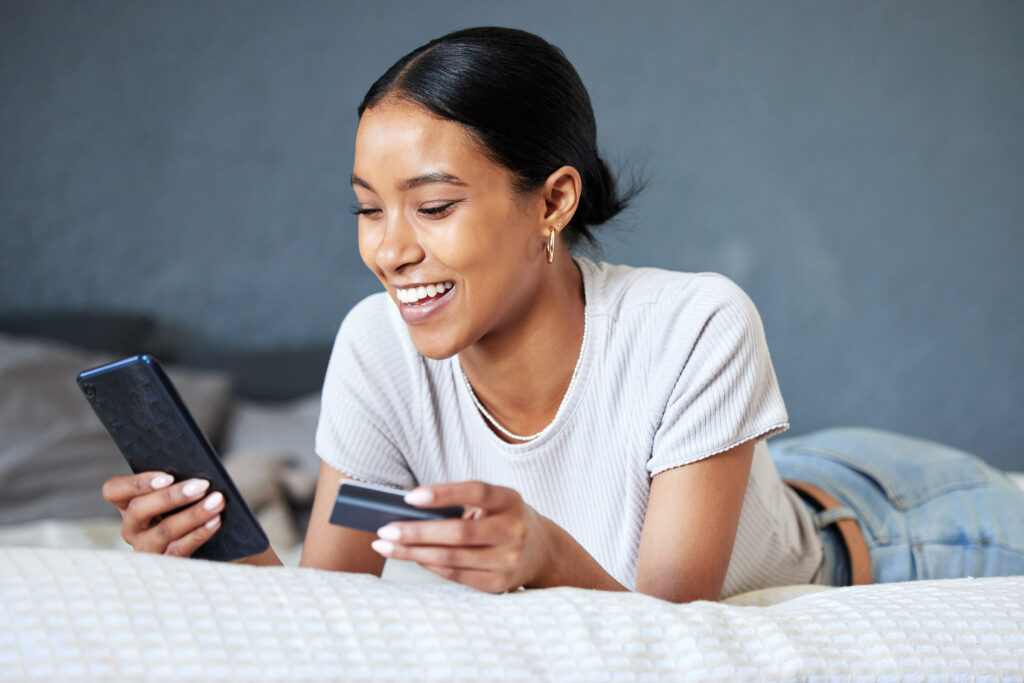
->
[395,281,453,304]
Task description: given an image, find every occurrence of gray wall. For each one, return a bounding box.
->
[2,1,1022,469]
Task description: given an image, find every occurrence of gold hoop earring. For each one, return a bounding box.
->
[546,228,556,263]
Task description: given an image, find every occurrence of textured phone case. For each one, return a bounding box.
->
[78,356,268,561]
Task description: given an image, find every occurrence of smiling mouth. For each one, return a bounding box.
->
[395,281,455,305]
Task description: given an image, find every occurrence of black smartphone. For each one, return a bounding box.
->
[329,481,464,533]
[77,355,269,562]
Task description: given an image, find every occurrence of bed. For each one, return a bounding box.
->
[2,325,1024,680]
[2,547,1023,680]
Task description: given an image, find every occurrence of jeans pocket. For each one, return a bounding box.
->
[772,427,988,510]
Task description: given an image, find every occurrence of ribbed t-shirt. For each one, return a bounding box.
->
[315,258,824,598]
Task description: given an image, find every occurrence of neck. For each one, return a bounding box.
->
[459,256,586,442]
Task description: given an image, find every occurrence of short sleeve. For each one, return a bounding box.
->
[646,275,789,476]
[314,295,418,490]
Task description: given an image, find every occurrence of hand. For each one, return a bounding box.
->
[370,481,553,593]
[101,471,226,557]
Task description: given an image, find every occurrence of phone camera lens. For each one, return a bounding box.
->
[82,382,96,398]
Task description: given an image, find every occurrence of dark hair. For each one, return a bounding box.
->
[358,27,638,249]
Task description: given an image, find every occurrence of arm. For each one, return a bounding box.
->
[298,460,388,574]
[635,439,755,602]
[537,437,754,601]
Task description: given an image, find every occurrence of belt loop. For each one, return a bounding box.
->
[814,506,857,529]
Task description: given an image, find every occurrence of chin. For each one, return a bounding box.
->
[407,328,463,361]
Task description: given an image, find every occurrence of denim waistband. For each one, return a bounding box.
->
[799,497,852,587]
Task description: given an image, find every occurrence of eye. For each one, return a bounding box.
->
[419,200,463,218]
[350,204,381,217]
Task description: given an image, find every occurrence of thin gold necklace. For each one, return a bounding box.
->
[461,310,589,442]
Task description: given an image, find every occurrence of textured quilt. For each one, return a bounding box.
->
[2,547,1022,681]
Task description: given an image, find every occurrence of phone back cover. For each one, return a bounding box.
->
[79,356,268,561]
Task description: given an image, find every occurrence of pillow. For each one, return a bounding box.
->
[221,394,322,476]
[0,333,232,525]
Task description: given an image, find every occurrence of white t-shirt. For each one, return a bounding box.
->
[315,258,823,597]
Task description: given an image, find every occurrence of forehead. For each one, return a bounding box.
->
[353,100,513,193]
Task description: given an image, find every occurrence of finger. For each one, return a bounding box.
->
[123,478,212,535]
[464,506,486,520]
[372,538,518,573]
[418,563,515,594]
[102,471,174,510]
[164,514,223,558]
[135,493,225,557]
[377,515,516,547]
[405,480,515,511]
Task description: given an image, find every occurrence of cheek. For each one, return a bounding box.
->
[356,225,385,279]
[449,220,537,311]
[445,201,533,270]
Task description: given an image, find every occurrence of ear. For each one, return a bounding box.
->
[540,166,582,237]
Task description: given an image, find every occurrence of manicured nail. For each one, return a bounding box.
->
[205,516,221,530]
[377,525,401,541]
[371,539,394,555]
[404,488,433,506]
[203,491,224,511]
[150,474,173,490]
[182,479,210,498]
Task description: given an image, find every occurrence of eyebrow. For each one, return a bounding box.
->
[350,171,467,193]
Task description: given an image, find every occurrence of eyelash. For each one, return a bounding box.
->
[420,201,459,215]
[349,201,462,217]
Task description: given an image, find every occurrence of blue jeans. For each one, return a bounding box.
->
[769,427,1024,585]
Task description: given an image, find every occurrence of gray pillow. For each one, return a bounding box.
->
[0,333,232,525]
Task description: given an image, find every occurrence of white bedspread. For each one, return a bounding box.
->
[2,547,1022,681]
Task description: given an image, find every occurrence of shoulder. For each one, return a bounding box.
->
[649,271,767,364]
[660,272,763,336]
[580,258,761,334]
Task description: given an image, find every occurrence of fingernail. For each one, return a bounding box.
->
[150,474,173,490]
[377,525,401,541]
[371,539,394,555]
[404,488,433,505]
[203,491,224,511]
[205,515,220,530]
[182,479,210,498]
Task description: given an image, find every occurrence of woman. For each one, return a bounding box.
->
[102,27,1024,602]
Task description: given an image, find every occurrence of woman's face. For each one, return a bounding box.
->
[351,100,549,360]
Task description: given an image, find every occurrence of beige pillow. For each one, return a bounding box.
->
[0,333,232,524]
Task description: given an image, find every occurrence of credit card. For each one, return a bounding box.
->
[329,481,464,533]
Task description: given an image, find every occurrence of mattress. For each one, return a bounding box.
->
[2,547,1022,680]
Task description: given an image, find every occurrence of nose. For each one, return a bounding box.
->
[374,213,425,274]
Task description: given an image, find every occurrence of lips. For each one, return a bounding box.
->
[393,281,456,324]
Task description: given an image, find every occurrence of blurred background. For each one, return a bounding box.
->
[2,0,1022,472]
